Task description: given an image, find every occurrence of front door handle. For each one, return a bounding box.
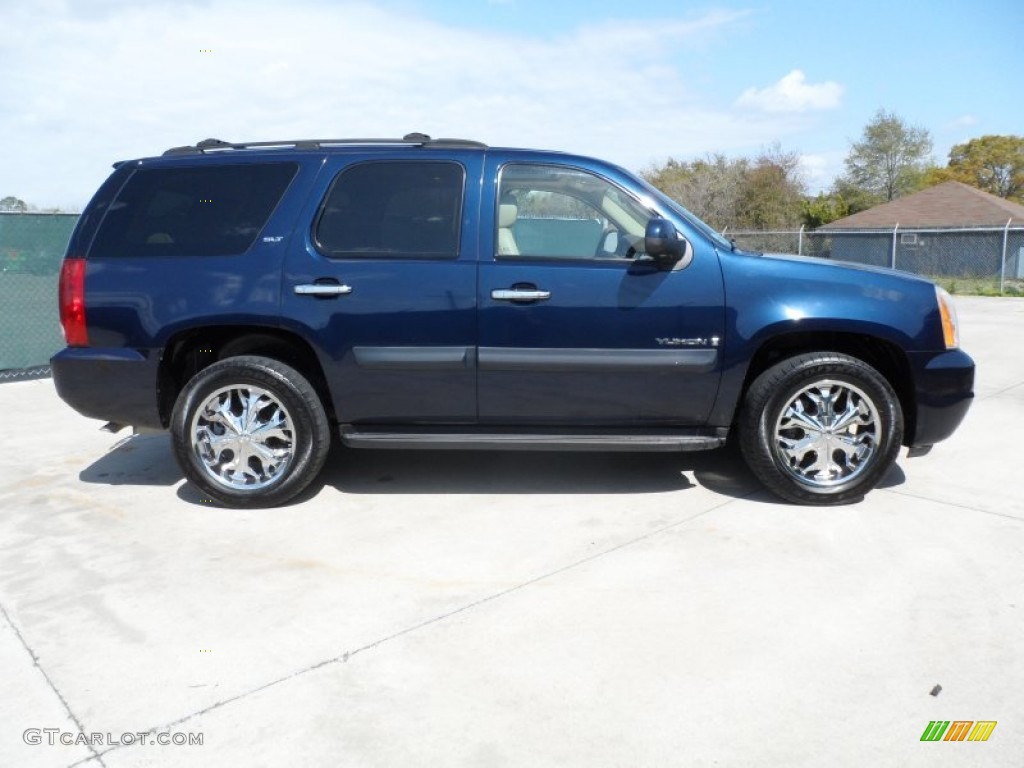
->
[294,283,353,297]
[491,288,551,302]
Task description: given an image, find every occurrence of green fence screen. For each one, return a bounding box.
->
[0,213,79,376]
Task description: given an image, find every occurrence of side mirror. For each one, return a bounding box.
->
[644,218,684,266]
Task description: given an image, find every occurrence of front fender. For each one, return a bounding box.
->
[708,251,944,428]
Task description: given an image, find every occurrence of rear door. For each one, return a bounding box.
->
[477,157,725,426]
[281,152,482,424]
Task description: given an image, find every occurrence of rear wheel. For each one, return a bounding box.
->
[739,352,903,505]
[171,356,330,507]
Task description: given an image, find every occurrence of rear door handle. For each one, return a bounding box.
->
[294,283,353,297]
[491,288,551,302]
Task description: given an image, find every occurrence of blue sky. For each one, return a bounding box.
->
[2,0,1022,210]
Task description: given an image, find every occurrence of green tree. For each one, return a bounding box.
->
[830,177,885,215]
[801,193,850,228]
[840,109,933,202]
[946,135,1024,201]
[0,196,28,212]
[919,164,958,189]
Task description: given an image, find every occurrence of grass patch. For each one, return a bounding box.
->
[931,277,1024,297]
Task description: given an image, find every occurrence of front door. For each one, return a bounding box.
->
[478,159,725,426]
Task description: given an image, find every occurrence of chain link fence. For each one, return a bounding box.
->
[724,225,1024,295]
[2,214,1022,379]
[0,213,78,379]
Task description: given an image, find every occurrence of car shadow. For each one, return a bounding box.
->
[77,432,904,507]
[877,462,906,489]
[311,442,757,497]
[79,433,184,486]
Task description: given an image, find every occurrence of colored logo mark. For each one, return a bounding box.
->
[921,720,996,742]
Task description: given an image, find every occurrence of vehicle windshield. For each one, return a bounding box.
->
[631,174,735,251]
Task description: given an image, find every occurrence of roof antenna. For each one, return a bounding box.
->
[402,132,431,142]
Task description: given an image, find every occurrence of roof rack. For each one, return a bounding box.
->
[162,133,487,156]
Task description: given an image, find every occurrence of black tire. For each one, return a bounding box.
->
[738,352,903,505]
[171,356,330,508]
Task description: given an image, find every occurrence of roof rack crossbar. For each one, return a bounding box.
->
[162,134,487,156]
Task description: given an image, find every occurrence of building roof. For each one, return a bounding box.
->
[821,181,1024,229]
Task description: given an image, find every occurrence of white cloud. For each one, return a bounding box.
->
[798,151,846,195]
[0,1,799,208]
[947,114,978,129]
[735,70,843,113]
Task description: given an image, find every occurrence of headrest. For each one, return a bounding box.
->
[498,200,518,228]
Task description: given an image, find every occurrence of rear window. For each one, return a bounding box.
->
[89,163,297,257]
[314,161,464,259]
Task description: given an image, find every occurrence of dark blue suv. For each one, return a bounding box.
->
[52,134,974,507]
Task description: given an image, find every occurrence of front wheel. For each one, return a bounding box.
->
[171,356,330,508]
[738,353,903,505]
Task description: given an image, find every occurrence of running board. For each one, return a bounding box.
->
[339,426,726,452]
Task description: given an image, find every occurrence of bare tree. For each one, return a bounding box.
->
[643,154,748,230]
[643,145,806,230]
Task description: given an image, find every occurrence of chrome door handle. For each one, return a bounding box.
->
[491,289,551,302]
[294,284,353,297]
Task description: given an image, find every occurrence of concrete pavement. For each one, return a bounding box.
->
[1,296,1022,767]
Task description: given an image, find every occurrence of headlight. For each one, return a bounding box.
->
[935,286,960,349]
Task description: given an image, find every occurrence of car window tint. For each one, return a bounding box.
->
[90,163,297,257]
[496,164,653,261]
[315,161,464,259]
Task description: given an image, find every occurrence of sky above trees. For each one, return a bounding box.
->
[2,0,1022,209]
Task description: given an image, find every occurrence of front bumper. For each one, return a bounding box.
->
[51,347,164,430]
[906,348,974,448]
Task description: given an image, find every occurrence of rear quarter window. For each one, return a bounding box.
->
[89,163,297,257]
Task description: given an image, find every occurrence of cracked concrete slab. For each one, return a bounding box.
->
[0,606,96,767]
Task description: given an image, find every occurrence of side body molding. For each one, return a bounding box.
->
[353,346,475,371]
[478,347,718,373]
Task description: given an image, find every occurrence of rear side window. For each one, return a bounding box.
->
[90,163,297,257]
[67,165,133,257]
[314,161,464,259]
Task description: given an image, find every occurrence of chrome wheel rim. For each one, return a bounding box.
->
[773,379,880,489]
[190,385,294,491]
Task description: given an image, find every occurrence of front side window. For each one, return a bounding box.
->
[496,164,654,261]
[90,163,297,257]
[315,161,464,259]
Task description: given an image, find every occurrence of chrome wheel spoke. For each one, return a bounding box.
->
[778,432,824,464]
[805,445,841,480]
[204,430,240,457]
[780,401,825,433]
[835,432,872,461]
[250,410,290,442]
[241,392,272,432]
[832,398,870,432]
[249,439,288,467]
[205,396,242,432]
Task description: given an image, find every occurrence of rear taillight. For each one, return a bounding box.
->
[59,257,88,346]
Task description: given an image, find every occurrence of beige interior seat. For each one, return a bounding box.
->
[497,196,519,256]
